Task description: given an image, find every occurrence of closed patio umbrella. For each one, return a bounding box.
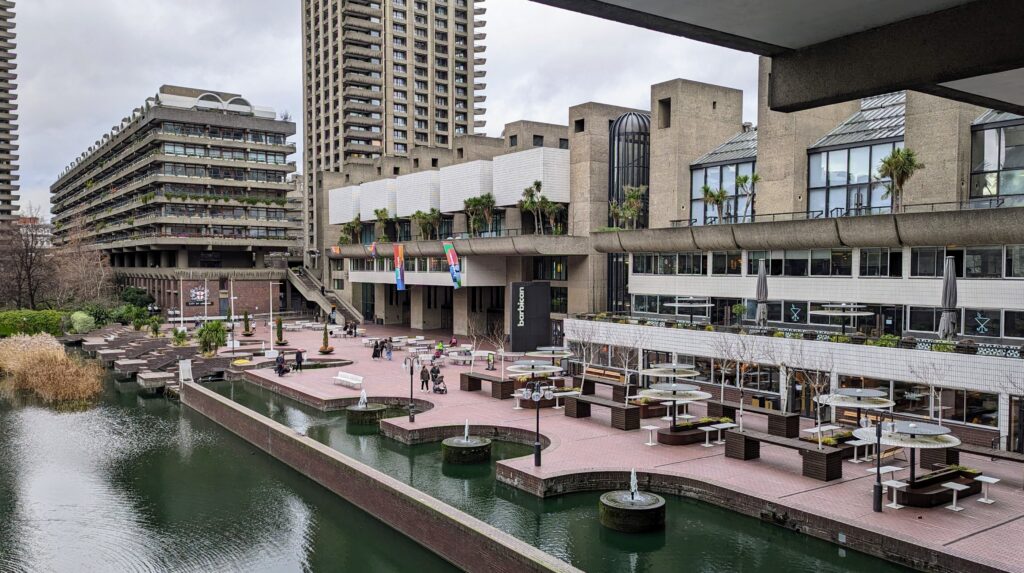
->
[755,259,768,327]
[937,256,958,340]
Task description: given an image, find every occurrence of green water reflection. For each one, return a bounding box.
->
[214,380,914,573]
[0,379,457,573]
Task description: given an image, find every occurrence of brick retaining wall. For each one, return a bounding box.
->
[382,421,551,448]
[493,467,1005,573]
[181,382,578,573]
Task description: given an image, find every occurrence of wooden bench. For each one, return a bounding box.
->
[332,371,364,389]
[707,400,801,438]
[573,367,636,402]
[460,371,515,400]
[725,429,844,481]
[564,395,640,431]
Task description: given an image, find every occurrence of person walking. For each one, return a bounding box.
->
[385,339,393,361]
[371,340,381,361]
[295,349,305,372]
[420,364,431,392]
[275,353,286,377]
[430,363,440,382]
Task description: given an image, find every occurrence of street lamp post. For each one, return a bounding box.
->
[403,356,418,423]
[520,378,554,467]
[229,279,238,356]
[873,412,887,512]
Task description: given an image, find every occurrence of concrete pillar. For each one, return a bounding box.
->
[453,213,468,235]
[998,392,1011,451]
[505,207,524,235]
[453,288,469,336]
[178,248,189,268]
[254,250,265,268]
[410,287,446,331]
[374,284,404,325]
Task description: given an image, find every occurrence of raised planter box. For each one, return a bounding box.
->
[630,403,669,419]
[656,421,720,445]
[891,469,983,507]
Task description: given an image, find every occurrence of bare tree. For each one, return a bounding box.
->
[47,219,115,308]
[762,338,834,449]
[0,206,52,309]
[909,357,949,427]
[611,326,649,403]
[566,318,602,391]
[478,320,508,379]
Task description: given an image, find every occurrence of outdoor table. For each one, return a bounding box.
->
[660,401,676,422]
[700,427,718,448]
[642,425,660,447]
[846,439,873,463]
[882,480,909,509]
[711,422,738,444]
[942,482,969,512]
[511,393,523,410]
[802,424,841,436]
[867,465,903,489]
[551,390,579,409]
[975,475,1000,504]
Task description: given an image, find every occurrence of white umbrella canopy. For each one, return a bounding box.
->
[854,421,960,483]
[937,255,959,340]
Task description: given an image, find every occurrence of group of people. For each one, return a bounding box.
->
[342,322,358,337]
[419,363,446,394]
[274,349,304,377]
[371,338,394,361]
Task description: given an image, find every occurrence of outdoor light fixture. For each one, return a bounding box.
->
[403,356,418,423]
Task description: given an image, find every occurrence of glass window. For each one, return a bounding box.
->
[808,189,826,217]
[550,287,568,314]
[849,147,870,184]
[784,301,807,324]
[1003,124,1024,169]
[871,143,894,180]
[1004,310,1024,338]
[678,252,705,275]
[907,306,939,332]
[893,380,932,417]
[534,256,567,281]
[910,247,942,277]
[964,246,1003,278]
[963,308,999,337]
[999,170,1024,195]
[965,391,999,427]
[972,129,1000,172]
[657,254,676,275]
[810,249,831,276]
[809,153,826,188]
[1008,246,1024,278]
[784,250,808,276]
[691,169,705,200]
[828,150,848,186]
[711,251,742,275]
[832,249,852,276]
[860,248,889,277]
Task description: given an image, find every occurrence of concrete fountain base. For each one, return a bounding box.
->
[345,403,387,424]
[599,490,666,533]
[441,436,492,464]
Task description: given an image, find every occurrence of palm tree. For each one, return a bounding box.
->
[735,173,760,223]
[701,184,729,224]
[621,185,648,229]
[373,208,392,241]
[518,181,543,235]
[410,210,431,240]
[463,196,484,236]
[478,192,497,235]
[427,208,442,239]
[542,199,565,235]
[878,147,925,214]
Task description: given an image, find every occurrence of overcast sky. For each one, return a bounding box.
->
[18,0,757,217]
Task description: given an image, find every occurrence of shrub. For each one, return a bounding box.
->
[70,311,96,334]
[319,323,334,354]
[78,303,111,326]
[148,317,162,337]
[120,286,154,307]
[0,310,65,337]
[773,331,786,338]
[196,321,226,355]
[931,341,955,353]
[171,328,188,346]
[242,311,252,334]
[132,318,146,331]
[0,334,102,407]
[110,304,148,325]
[704,325,714,332]
[275,317,285,344]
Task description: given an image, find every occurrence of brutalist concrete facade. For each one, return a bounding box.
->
[0,0,18,222]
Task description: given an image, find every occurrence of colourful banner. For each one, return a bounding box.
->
[369,242,378,258]
[442,241,462,289]
[330,245,341,255]
[394,244,406,291]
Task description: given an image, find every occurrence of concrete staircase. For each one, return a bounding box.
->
[286,267,362,324]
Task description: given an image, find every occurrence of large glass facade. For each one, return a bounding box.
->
[807,141,899,218]
[607,112,651,313]
[690,160,755,225]
[971,122,1024,207]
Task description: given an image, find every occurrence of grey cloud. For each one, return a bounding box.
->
[18,0,756,217]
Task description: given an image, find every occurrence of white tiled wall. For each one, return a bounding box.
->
[439,160,492,214]
[328,185,361,225]
[360,178,397,220]
[396,170,440,217]
[492,147,570,206]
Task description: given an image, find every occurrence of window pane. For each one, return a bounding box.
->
[911,247,939,277]
[849,146,870,184]
[963,308,1000,337]
[810,249,831,276]
[691,169,705,199]
[908,307,937,332]
[828,150,848,185]
[998,170,1024,195]
[972,129,1000,172]
[809,153,826,188]
[706,166,720,190]
[964,246,1002,278]
[785,250,809,276]
[1003,124,1024,170]
[939,389,966,425]
[1004,310,1024,338]
[872,143,894,181]
[808,189,826,217]
[1007,245,1024,278]
[893,380,931,417]
[831,249,852,276]
[827,187,847,217]
[690,199,705,225]
[784,301,807,324]
[871,183,890,211]
[712,252,727,275]
[965,391,999,427]
[722,164,737,195]
[971,172,999,197]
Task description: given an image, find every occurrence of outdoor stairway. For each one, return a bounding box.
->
[286,267,362,324]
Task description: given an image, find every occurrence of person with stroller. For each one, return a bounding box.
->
[432,373,448,394]
[420,364,431,392]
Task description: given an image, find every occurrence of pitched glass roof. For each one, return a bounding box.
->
[810,91,905,149]
[692,127,757,166]
[973,109,1023,126]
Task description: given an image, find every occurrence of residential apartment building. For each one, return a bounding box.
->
[319,61,1024,451]
[302,0,488,276]
[49,86,300,317]
[0,0,18,222]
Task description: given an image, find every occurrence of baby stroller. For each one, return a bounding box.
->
[432,374,448,394]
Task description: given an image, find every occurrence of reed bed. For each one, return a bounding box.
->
[0,334,103,407]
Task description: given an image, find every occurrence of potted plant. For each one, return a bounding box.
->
[730,303,746,325]
[319,323,334,355]
[242,311,254,336]
[275,316,287,346]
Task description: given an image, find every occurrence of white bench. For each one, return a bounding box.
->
[332,371,364,389]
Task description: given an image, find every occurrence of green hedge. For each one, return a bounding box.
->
[0,310,65,337]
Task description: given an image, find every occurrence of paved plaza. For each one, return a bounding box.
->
[229,321,1024,573]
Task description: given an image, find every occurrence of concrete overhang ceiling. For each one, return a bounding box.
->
[532,0,1024,115]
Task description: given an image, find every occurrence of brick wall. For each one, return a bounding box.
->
[181,382,578,573]
[123,278,282,318]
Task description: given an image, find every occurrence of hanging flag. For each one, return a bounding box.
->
[443,241,461,289]
[330,245,341,255]
[394,244,406,291]
[369,242,378,258]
